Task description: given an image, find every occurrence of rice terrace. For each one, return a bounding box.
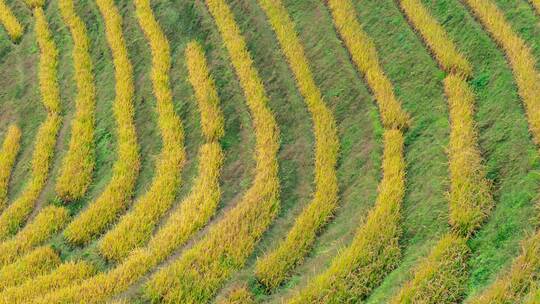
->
[2,0,540,303]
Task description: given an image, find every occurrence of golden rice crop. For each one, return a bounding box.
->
[97,0,185,261]
[0,7,61,240]
[0,261,94,304]
[444,74,492,236]
[142,0,280,301]
[384,2,492,301]
[32,142,224,303]
[27,44,226,303]
[0,246,59,292]
[0,125,21,212]
[55,0,96,201]
[34,7,60,115]
[0,0,23,41]
[468,231,540,304]
[327,0,409,130]
[388,75,490,303]
[463,0,540,145]
[253,0,339,290]
[63,0,140,245]
[0,205,68,267]
[185,42,224,141]
[219,285,255,304]
[289,130,405,303]
[397,0,472,77]
[390,233,470,304]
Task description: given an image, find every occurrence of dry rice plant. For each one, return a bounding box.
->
[63,0,140,245]
[253,0,339,290]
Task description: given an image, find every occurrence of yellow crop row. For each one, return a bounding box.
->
[185,42,225,141]
[289,130,405,303]
[327,0,409,130]
[445,1,540,302]
[0,246,59,292]
[142,0,280,302]
[397,0,472,77]
[0,0,23,41]
[32,142,224,303]
[0,8,61,240]
[464,0,540,144]
[0,125,21,211]
[388,1,492,300]
[469,231,540,303]
[34,7,60,115]
[27,43,225,303]
[63,0,140,245]
[444,74,492,236]
[253,0,339,290]
[0,261,94,304]
[55,0,96,201]
[0,205,68,267]
[390,233,469,303]
[97,0,185,261]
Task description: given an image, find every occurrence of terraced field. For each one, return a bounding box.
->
[1,0,540,303]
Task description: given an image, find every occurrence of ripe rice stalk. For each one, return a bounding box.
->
[0,261,94,304]
[253,0,339,290]
[0,246,59,292]
[55,0,97,201]
[468,231,540,304]
[390,233,470,304]
[0,125,21,212]
[219,285,256,304]
[463,0,540,145]
[397,0,472,77]
[141,0,280,302]
[0,7,61,240]
[289,130,406,303]
[327,0,410,130]
[97,0,185,261]
[0,205,68,267]
[28,43,226,303]
[0,0,23,41]
[63,0,140,245]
